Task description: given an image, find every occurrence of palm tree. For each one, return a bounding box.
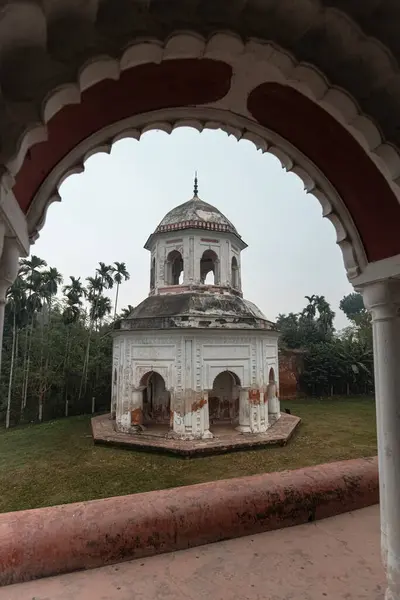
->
[120,304,134,318]
[302,295,317,320]
[112,262,130,320]
[79,275,104,401]
[62,302,81,417]
[5,277,27,429]
[38,267,63,422]
[63,276,86,304]
[19,256,47,413]
[21,268,47,416]
[96,263,114,290]
[62,276,86,417]
[42,268,63,313]
[94,295,112,330]
[315,295,335,337]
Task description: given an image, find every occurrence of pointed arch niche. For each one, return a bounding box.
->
[165,250,184,286]
[139,370,171,425]
[200,249,220,285]
[209,370,241,429]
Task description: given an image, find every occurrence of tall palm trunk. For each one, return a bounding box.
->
[37,310,45,422]
[40,300,52,422]
[6,310,17,429]
[79,308,95,402]
[79,293,100,402]
[22,317,35,412]
[20,323,29,411]
[64,328,71,417]
[113,282,120,320]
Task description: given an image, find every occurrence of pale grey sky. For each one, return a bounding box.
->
[34,127,353,329]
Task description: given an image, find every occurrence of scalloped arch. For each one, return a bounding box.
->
[6,31,400,203]
[26,106,367,283]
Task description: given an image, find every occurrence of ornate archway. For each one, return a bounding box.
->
[209,370,241,426]
[0,3,400,597]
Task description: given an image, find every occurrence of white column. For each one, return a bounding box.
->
[362,279,400,600]
[0,236,20,370]
[236,389,251,433]
[267,381,281,423]
[130,388,143,430]
[170,391,186,438]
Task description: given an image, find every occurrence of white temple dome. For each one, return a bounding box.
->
[155,195,240,237]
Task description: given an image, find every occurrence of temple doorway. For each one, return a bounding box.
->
[140,371,171,426]
[209,371,240,428]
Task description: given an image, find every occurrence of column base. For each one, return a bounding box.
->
[235,425,252,433]
[269,413,281,425]
[167,429,214,441]
[129,424,146,434]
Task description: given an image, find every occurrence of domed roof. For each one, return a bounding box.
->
[144,176,247,250]
[116,291,276,331]
[155,195,239,236]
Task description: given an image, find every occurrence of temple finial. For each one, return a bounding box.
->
[194,171,198,197]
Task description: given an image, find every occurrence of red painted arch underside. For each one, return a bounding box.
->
[13,58,400,263]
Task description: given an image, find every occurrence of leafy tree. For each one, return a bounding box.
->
[0,255,130,429]
[339,292,365,321]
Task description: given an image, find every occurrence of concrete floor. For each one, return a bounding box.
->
[0,505,384,600]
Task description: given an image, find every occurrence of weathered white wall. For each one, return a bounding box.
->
[113,329,279,437]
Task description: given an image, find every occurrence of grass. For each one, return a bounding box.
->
[0,396,377,514]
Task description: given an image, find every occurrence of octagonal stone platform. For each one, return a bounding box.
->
[91,413,301,457]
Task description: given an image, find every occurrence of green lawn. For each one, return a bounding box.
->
[0,396,377,514]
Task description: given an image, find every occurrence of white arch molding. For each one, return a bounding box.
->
[26,106,367,283]
[4,31,400,206]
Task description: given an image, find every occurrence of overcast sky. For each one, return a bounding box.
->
[33,127,353,329]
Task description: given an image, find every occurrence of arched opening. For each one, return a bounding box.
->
[4,22,400,598]
[200,250,219,285]
[231,256,239,289]
[150,257,155,290]
[209,370,240,429]
[267,367,277,399]
[269,368,275,383]
[165,250,184,286]
[139,371,170,426]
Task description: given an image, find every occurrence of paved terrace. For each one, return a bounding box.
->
[1,505,383,600]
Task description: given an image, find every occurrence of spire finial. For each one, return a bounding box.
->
[194,171,198,197]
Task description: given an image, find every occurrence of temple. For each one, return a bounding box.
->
[111,177,280,440]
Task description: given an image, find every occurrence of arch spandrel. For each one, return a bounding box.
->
[0,23,397,278]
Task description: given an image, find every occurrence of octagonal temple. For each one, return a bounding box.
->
[111,177,280,440]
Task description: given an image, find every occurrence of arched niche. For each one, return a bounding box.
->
[150,256,156,290]
[165,250,184,285]
[139,370,171,425]
[231,256,239,289]
[209,370,241,426]
[200,249,219,285]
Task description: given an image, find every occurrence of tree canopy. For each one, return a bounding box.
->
[277,292,373,397]
[0,257,131,428]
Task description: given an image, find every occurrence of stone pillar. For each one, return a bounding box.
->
[190,391,213,439]
[0,236,20,371]
[170,391,186,438]
[236,389,251,433]
[236,389,268,433]
[362,280,400,600]
[267,380,280,423]
[169,390,213,440]
[130,388,144,431]
[248,388,268,433]
[115,387,143,433]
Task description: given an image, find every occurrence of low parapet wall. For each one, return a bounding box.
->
[0,456,379,586]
